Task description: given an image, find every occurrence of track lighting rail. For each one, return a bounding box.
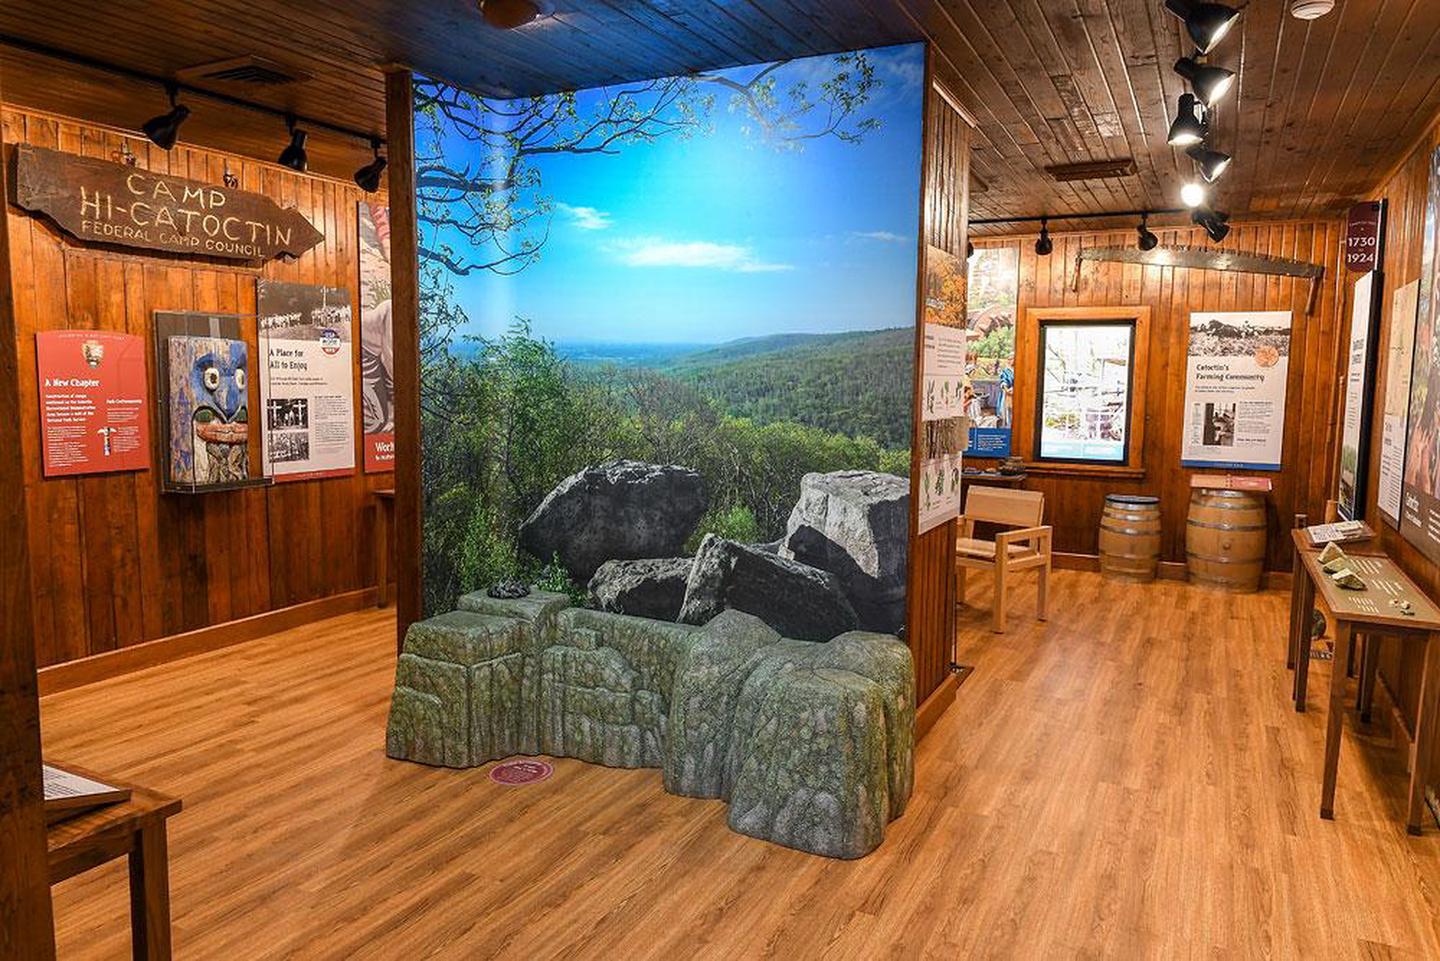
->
[0,33,380,146]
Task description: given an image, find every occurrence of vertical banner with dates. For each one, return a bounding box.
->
[36,330,150,476]
[1344,201,1384,274]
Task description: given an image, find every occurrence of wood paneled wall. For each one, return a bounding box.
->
[907,67,969,712]
[1350,112,1440,793]
[0,74,57,961]
[973,219,1349,573]
[3,104,391,669]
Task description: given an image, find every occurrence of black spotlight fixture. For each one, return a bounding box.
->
[141,83,190,151]
[1164,0,1241,55]
[277,116,308,172]
[1185,142,1232,182]
[1174,57,1236,106]
[1191,205,1231,243]
[354,138,388,192]
[1035,217,1053,257]
[1136,213,1159,251]
[966,240,975,259]
[1167,93,1206,146]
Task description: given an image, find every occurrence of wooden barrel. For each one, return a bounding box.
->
[1098,494,1162,581]
[1185,489,1267,592]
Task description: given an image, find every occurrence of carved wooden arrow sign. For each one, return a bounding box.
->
[13,144,324,262]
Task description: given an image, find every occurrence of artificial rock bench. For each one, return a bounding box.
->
[385,590,915,859]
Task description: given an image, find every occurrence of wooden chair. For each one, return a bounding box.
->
[955,486,1052,633]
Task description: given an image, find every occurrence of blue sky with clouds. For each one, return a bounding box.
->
[429,43,925,346]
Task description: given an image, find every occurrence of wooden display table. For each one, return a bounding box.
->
[48,772,182,959]
[1287,530,1440,834]
[1189,473,1274,493]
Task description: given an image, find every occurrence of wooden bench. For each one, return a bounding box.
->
[955,486,1052,633]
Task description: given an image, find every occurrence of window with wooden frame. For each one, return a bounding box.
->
[1015,306,1150,477]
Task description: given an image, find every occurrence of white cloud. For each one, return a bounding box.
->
[850,230,908,243]
[554,202,612,231]
[609,237,793,273]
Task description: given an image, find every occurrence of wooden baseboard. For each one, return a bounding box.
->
[916,671,960,741]
[1052,552,1100,572]
[39,587,380,696]
[1055,553,1289,590]
[1158,560,1187,581]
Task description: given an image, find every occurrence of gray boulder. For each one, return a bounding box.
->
[386,593,914,860]
[782,470,909,633]
[589,557,693,621]
[665,610,779,798]
[519,460,708,582]
[724,630,915,859]
[679,535,858,642]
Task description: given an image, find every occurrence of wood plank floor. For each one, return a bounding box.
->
[41,571,1440,959]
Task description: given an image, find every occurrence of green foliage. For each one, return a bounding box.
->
[532,555,587,606]
[660,328,915,449]
[687,504,761,553]
[419,324,913,614]
[971,324,1014,361]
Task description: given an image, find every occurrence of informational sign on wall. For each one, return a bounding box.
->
[917,416,969,535]
[358,202,395,472]
[1378,279,1419,526]
[35,330,149,476]
[1179,310,1292,471]
[1400,145,1440,563]
[919,245,971,534]
[922,322,968,421]
[14,145,323,262]
[1344,201,1384,274]
[1337,272,1382,520]
[961,244,1018,456]
[257,280,357,482]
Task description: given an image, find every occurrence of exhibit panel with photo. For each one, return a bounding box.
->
[1180,310,1292,471]
[962,244,1018,457]
[1378,279,1419,526]
[413,43,925,633]
[1036,323,1134,463]
[1337,271,1382,520]
[256,280,357,483]
[918,249,970,533]
[358,201,395,472]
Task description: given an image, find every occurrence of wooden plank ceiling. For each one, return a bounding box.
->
[2,0,1439,229]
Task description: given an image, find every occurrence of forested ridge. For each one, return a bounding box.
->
[657,327,915,449]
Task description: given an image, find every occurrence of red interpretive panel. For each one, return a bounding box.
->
[36,330,150,477]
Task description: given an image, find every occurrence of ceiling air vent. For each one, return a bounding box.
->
[176,56,311,87]
[1044,158,1138,182]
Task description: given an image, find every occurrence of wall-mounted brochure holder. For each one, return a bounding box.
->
[153,310,275,494]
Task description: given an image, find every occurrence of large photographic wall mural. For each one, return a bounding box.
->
[413,43,926,636]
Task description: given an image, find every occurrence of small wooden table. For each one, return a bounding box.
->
[48,774,182,959]
[1287,532,1440,834]
[374,488,395,609]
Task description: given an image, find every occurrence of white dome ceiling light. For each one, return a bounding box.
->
[1290,0,1335,20]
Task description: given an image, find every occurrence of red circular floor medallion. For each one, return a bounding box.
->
[489,759,554,786]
